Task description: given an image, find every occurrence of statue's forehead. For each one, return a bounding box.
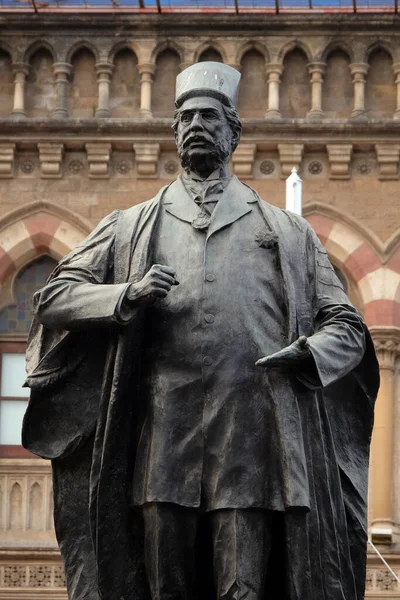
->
[180,96,224,113]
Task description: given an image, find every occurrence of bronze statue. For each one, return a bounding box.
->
[23,63,379,600]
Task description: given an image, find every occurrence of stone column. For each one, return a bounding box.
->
[52,62,72,119]
[11,63,29,119]
[307,62,326,119]
[392,63,400,120]
[369,328,400,543]
[349,62,369,119]
[95,62,114,119]
[265,64,283,119]
[138,63,156,118]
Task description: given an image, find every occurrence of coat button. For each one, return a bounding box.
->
[204,314,215,323]
[205,274,215,282]
[203,356,213,366]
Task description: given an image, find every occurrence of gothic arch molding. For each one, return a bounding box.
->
[151,41,184,64]
[320,39,354,63]
[235,41,269,66]
[193,41,228,64]
[23,40,58,63]
[108,41,141,63]
[277,40,313,64]
[66,40,100,64]
[0,202,91,286]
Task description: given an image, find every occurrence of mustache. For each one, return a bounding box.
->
[182,134,213,149]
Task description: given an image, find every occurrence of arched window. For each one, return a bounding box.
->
[0,256,56,457]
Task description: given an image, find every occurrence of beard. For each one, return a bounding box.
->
[177,133,233,176]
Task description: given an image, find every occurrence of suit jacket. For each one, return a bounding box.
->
[22,176,379,600]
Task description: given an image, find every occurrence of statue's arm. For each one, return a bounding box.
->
[33,210,132,330]
[33,210,178,331]
[257,224,366,388]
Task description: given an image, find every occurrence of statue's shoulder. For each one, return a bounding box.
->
[117,183,173,225]
[238,179,312,237]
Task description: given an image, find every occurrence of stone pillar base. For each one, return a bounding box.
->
[306,109,324,120]
[264,109,282,120]
[95,108,111,119]
[11,109,27,119]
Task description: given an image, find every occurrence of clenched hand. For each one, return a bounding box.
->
[125,264,179,306]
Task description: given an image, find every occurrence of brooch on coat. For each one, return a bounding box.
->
[255,230,279,249]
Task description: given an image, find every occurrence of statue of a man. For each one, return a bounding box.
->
[23,63,379,600]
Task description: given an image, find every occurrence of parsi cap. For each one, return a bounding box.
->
[175,62,241,108]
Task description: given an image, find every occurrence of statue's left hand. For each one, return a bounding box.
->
[255,336,310,369]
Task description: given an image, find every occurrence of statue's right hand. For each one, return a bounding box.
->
[125,264,179,306]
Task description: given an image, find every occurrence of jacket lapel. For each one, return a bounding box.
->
[206,176,255,239]
[163,177,199,224]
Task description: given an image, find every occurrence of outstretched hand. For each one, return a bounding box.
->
[255,336,310,370]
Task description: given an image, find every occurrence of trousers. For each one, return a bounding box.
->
[142,503,273,600]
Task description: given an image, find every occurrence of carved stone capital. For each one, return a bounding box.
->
[85,143,112,179]
[370,327,400,370]
[349,62,369,80]
[278,144,304,179]
[307,61,326,78]
[138,62,156,77]
[231,143,256,178]
[0,143,16,179]
[53,62,72,79]
[38,143,64,179]
[133,143,160,178]
[326,144,353,180]
[11,62,30,78]
[95,61,114,80]
[265,63,284,79]
[375,144,400,181]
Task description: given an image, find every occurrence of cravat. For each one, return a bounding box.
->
[189,179,225,230]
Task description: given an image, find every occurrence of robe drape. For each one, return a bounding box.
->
[22,178,379,600]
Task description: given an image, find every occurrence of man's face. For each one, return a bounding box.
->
[175,96,234,176]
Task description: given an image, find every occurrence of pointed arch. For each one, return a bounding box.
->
[28,482,43,530]
[24,40,57,63]
[277,40,313,65]
[108,41,140,64]
[321,39,354,64]
[235,40,269,66]
[151,40,184,64]
[365,40,395,63]
[8,482,23,530]
[66,40,100,64]
[0,41,15,63]
[193,41,228,64]
[0,202,91,286]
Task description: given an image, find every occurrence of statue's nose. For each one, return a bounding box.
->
[190,112,204,130]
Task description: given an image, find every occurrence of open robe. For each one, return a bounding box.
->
[22,178,379,600]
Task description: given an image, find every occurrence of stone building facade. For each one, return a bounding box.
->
[0,9,399,599]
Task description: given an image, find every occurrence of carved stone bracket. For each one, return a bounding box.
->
[0,143,16,178]
[85,143,112,179]
[133,143,160,178]
[326,144,353,180]
[231,143,256,177]
[278,144,304,179]
[370,327,400,371]
[375,144,400,180]
[38,143,64,179]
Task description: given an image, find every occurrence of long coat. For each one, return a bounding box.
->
[22,177,379,600]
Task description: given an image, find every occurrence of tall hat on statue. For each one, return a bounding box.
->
[175,62,241,108]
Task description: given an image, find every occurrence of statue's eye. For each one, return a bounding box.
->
[181,113,192,123]
[203,112,217,121]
